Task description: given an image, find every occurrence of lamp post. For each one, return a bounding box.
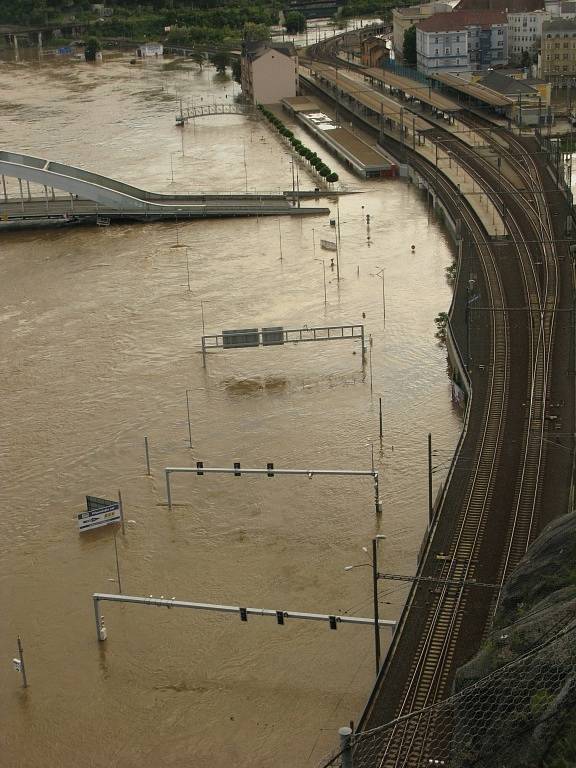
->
[315,258,327,305]
[169,150,180,183]
[372,265,385,326]
[344,534,387,676]
[107,521,136,595]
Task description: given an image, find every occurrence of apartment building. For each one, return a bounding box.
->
[540,17,576,81]
[240,41,298,105]
[508,10,550,61]
[392,1,453,56]
[416,10,508,74]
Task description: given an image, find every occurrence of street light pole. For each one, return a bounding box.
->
[200,300,206,336]
[316,258,327,305]
[113,529,122,595]
[376,266,385,326]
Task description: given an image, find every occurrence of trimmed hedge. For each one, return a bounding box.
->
[258,104,339,183]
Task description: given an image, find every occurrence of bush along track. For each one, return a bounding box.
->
[258,105,339,184]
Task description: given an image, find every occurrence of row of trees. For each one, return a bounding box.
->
[258,106,339,184]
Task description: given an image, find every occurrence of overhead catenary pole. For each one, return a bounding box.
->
[428,432,433,523]
[372,538,381,675]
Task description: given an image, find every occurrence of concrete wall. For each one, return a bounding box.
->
[252,49,298,104]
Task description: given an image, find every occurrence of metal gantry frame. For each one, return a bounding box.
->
[92,592,397,642]
[164,462,383,514]
[201,324,366,358]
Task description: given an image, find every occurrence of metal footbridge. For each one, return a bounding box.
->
[0,151,328,227]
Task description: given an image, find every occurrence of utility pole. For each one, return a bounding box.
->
[428,433,433,523]
[372,538,382,675]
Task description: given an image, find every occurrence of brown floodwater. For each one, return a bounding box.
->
[0,51,461,767]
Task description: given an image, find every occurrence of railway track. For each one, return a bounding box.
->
[355,146,511,767]
[306,33,568,768]
[431,119,560,600]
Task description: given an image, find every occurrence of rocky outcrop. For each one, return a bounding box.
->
[451,512,576,768]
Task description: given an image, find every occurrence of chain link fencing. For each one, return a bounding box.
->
[318,617,576,768]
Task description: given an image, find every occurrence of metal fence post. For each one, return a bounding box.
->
[339,726,353,768]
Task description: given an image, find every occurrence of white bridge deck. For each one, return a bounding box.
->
[0,151,328,224]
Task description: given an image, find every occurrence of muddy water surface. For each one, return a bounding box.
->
[0,53,461,767]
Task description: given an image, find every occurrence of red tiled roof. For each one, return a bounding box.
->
[456,0,544,11]
[417,10,507,32]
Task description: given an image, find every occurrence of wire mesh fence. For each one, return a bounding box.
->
[318,620,576,768]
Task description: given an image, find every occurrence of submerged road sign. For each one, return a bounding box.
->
[202,324,365,362]
[78,495,121,533]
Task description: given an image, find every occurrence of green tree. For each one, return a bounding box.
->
[231,57,241,84]
[243,22,271,42]
[521,49,533,69]
[285,11,306,34]
[189,50,206,70]
[210,51,230,74]
[84,36,101,62]
[403,25,417,67]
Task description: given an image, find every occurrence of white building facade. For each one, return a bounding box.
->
[417,10,508,75]
[392,1,453,56]
[507,10,550,61]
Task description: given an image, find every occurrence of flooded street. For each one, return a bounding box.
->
[0,53,461,767]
